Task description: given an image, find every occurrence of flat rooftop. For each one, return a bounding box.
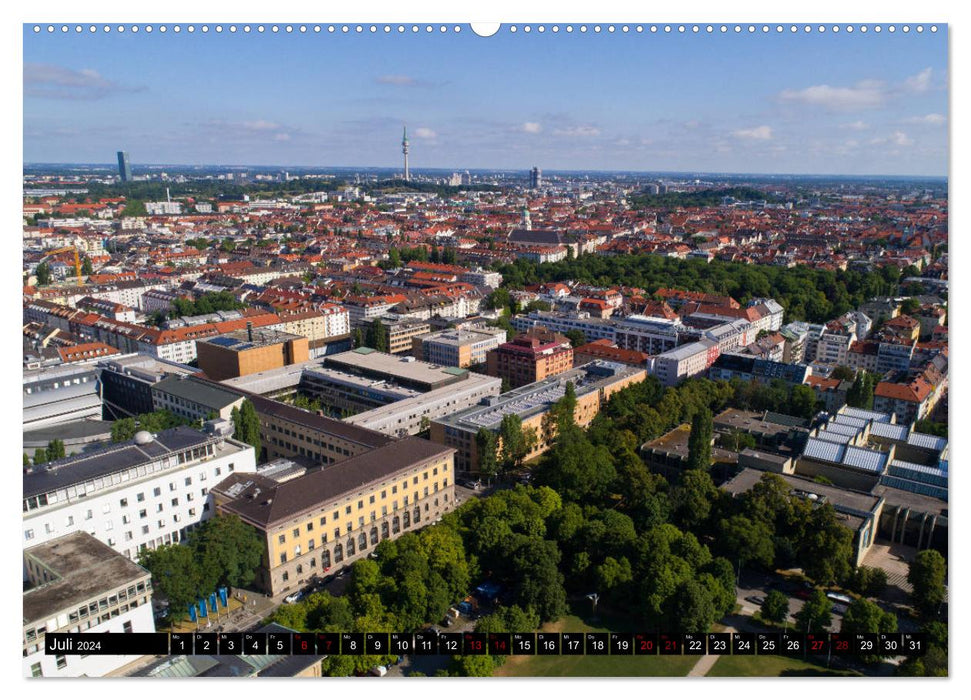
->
[642,424,738,464]
[324,348,470,391]
[24,426,244,500]
[154,375,245,408]
[421,328,505,347]
[436,361,643,433]
[722,467,881,526]
[713,409,810,439]
[23,532,150,625]
[201,328,304,352]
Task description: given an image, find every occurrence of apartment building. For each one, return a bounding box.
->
[486,327,573,389]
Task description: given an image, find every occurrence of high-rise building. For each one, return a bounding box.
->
[529,166,542,189]
[117,151,132,182]
[402,126,410,182]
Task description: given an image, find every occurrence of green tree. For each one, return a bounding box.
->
[718,515,775,569]
[671,578,717,633]
[760,589,790,624]
[449,654,496,676]
[191,514,265,590]
[139,544,205,617]
[799,504,854,585]
[121,199,148,217]
[670,469,718,531]
[907,550,947,618]
[23,453,30,467]
[232,400,262,458]
[33,447,48,465]
[830,365,856,382]
[46,439,66,461]
[34,261,52,286]
[476,428,500,482]
[81,257,93,275]
[841,598,898,663]
[387,248,402,268]
[498,414,529,473]
[789,384,818,419]
[847,566,889,598]
[718,429,757,452]
[794,589,832,633]
[564,329,587,348]
[686,408,713,470]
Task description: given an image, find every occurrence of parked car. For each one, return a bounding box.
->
[369,665,388,677]
[284,590,304,604]
[745,595,766,606]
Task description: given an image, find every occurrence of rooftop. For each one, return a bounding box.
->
[214,437,454,527]
[324,348,470,391]
[437,361,644,433]
[23,532,150,625]
[200,327,304,352]
[153,375,245,409]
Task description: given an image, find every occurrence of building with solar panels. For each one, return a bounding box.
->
[22,426,257,567]
[196,326,309,381]
[430,361,645,473]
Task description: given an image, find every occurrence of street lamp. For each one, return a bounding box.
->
[586,593,599,621]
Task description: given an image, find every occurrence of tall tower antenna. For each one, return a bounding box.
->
[402,126,410,182]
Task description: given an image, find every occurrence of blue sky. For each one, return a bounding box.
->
[23,25,948,175]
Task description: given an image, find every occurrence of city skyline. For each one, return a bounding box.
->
[23,26,948,176]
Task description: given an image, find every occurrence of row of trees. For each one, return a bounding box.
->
[494,253,908,323]
[24,439,66,466]
[111,410,194,442]
[352,319,391,353]
[138,515,263,618]
[148,291,247,325]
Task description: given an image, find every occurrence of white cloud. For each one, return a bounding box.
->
[553,125,601,137]
[779,80,887,111]
[840,121,869,131]
[242,120,281,131]
[521,122,542,134]
[891,131,914,147]
[903,113,946,126]
[24,63,144,100]
[732,125,773,141]
[273,133,291,141]
[904,68,932,93]
[414,127,437,139]
[376,75,417,86]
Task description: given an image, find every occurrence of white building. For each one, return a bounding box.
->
[319,303,351,337]
[145,201,183,215]
[23,532,156,678]
[649,339,717,387]
[23,427,257,565]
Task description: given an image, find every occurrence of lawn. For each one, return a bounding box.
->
[707,654,858,677]
[495,613,697,677]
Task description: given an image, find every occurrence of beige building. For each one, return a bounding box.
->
[413,327,507,368]
[431,361,645,472]
[212,438,456,596]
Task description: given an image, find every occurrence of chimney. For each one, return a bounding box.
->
[247,322,253,342]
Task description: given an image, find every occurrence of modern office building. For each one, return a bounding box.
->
[23,362,103,431]
[385,319,432,355]
[23,532,156,678]
[431,361,645,472]
[196,326,310,381]
[529,166,542,189]
[23,426,257,563]
[413,327,507,368]
[117,151,132,182]
[212,437,456,596]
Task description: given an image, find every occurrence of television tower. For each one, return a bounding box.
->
[402,126,410,182]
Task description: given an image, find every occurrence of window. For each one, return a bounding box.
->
[153,488,161,497]
[424,472,429,480]
[171,498,178,507]
[292,528,300,538]
[122,515,130,524]
[105,520,114,531]
[278,534,286,544]
[320,516,326,526]
[282,572,289,582]
[306,521,313,532]
[215,467,222,476]
[120,498,128,507]
[24,529,34,541]
[139,509,147,519]
[142,525,150,534]
[170,483,176,492]
[30,663,42,678]
[369,495,375,504]
[280,553,287,564]
[392,485,397,494]
[137,492,145,502]
[345,506,351,515]
[123,621,133,634]
[85,510,93,520]
[157,504,164,513]
[332,510,339,521]
[308,539,315,551]
[201,488,208,496]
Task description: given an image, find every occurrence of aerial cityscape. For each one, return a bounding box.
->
[22,23,948,680]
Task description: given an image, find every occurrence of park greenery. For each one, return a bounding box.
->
[138,515,264,619]
[494,253,908,324]
[628,187,782,210]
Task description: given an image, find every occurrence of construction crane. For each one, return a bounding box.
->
[43,246,84,285]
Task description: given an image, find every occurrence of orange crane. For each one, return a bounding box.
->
[44,246,84,285]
